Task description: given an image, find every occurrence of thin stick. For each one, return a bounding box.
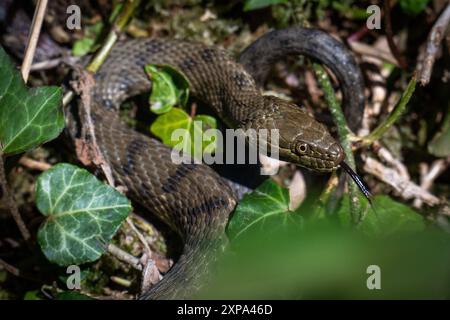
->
[363,157,440,206]
[0,153,31,241]
[126,217,152,258]
[19,156,52,171]
[0,258,20,277]
[107,244,142,271]
[21,0,49,83]
[414,159,448,207]
[417,4,450,85]
[348,41,398,66]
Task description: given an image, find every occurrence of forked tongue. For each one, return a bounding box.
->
[340,161,373,206]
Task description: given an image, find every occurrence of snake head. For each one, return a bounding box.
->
[264,96,345,172]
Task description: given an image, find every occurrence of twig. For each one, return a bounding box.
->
[0,258,20,277]
[363,156,440,206]
[30,56,81,72]
[62,0,142,107]
[358,75,417,147]
[417,4,450,85]
[348,41,398,66]
[126,218,152,256]
[373,143,410,180]
[414,159,449,207]
[126,217,163,293]
[21,0,49,82]
[313,63,362,223]
[107,244,142,271]
[110,276,132,287]
[74,71,116,186]
[0,152,31,241]
[383,0,407,69]
[19,156,52,171]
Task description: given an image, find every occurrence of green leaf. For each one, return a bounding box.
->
[24,290,43,300]
[36,163,131,266]
[71,22,104,57]
[0,46,64,155]
[150,108,218,158]
[244,0,288,11]
[227,179,303,241]
[72,38,96,57]
[399,0,430,15]
[337,195,425,237]
[428,104,450,157]
[145,65,190,114]
[55,291,95,300]
[331,2,371,20]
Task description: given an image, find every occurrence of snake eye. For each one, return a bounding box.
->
[296,143,309,154]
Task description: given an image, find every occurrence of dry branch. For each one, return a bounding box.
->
[416,4,450,85]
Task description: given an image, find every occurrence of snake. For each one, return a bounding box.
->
[0,2,367,298]
[74,27,366,299]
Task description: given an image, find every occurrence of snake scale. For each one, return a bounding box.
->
[79,27,365,299]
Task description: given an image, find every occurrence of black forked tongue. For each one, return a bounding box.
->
[340,161,373,205]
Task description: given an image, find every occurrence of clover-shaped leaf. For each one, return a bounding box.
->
[145,64,189,114]
[0,46,64,155]
[36,164,131,266]
[150,108,218,159]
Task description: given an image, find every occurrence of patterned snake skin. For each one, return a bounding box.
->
[78,28,365,299]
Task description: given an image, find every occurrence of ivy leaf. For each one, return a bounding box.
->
[227,179,303,241]
[145,64,190,114]
[243,0,288,11]
[337,195,425,237]
[150,108,217,158]
[0,46,64,156]
[36,163,131,266]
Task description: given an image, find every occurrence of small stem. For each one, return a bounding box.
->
[360,75,417,147]
[126,217,152,258]
[21,0,49,83]
[107,244,142,271]
[0,152,31,241]
[63,0,142,106]
[417,4,450,85]
[0,258,20,277]
[313,63,361,223]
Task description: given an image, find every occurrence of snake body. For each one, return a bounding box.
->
[84,28,364,299]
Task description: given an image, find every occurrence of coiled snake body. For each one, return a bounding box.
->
[83,28,364,299]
